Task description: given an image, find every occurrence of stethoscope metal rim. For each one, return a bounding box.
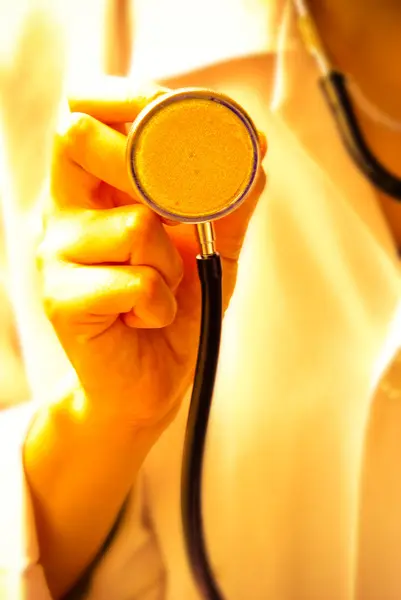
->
[125,87,261,224]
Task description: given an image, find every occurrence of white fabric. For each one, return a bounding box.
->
[1,1,401,599]
[0,402,51,599]
[130,0,285,81]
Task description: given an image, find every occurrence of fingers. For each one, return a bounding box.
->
[67,77,267,162]
[54,103,267,206]
[67,76,167,123]
[43,263,178,332]
[258,131,268,159]
[215,167,267,261]
[60,113,268,200]
[51,113,181,220]
[40,204,183,290]
[54,112,132,201]
[52,104,268,217]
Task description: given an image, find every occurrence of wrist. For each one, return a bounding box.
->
[23,386,162,599]
[26,385,164,476]
[52,385,163,451]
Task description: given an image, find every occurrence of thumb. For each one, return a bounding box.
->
[215,148,267,262]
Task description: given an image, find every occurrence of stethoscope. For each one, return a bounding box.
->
[293,0,401,199]
[124,3,401,599]
[126,87,261,599]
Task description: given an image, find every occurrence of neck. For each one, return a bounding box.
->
[307,0,401,116]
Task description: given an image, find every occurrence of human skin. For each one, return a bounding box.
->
[24,79,267,598]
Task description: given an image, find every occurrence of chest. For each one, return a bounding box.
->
[144,164,401,599]
[356,349,401,598]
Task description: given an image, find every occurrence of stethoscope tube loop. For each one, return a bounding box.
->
[320,72,401,200]
[293,0,401,200]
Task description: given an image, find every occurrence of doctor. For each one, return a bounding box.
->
[2,0,401,599]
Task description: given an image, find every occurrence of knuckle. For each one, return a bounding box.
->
[125,205,183,289]
[131,85,167,112]
[35,226,59,269]
[37,210,82,264]
[41,281,60,324]
[42,289,69,332]
[42,291,57,321]
[132,204,159,233]
[170,254,184,290]
[141,267,162,299]
[43,298,67,332]
[126,204,160,245]
[58,112,94,153]
[40,266,68,327]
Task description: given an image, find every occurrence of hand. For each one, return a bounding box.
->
[38,77,267,433]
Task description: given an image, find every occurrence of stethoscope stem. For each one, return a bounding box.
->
[197,222,217,257]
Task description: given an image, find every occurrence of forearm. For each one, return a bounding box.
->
[23,387,162,599]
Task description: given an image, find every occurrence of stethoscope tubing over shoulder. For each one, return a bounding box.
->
[293,0,401,200]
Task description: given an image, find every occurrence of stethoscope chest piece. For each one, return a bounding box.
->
[126,88,260,223]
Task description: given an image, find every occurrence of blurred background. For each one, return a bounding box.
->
[0,0,134,408]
